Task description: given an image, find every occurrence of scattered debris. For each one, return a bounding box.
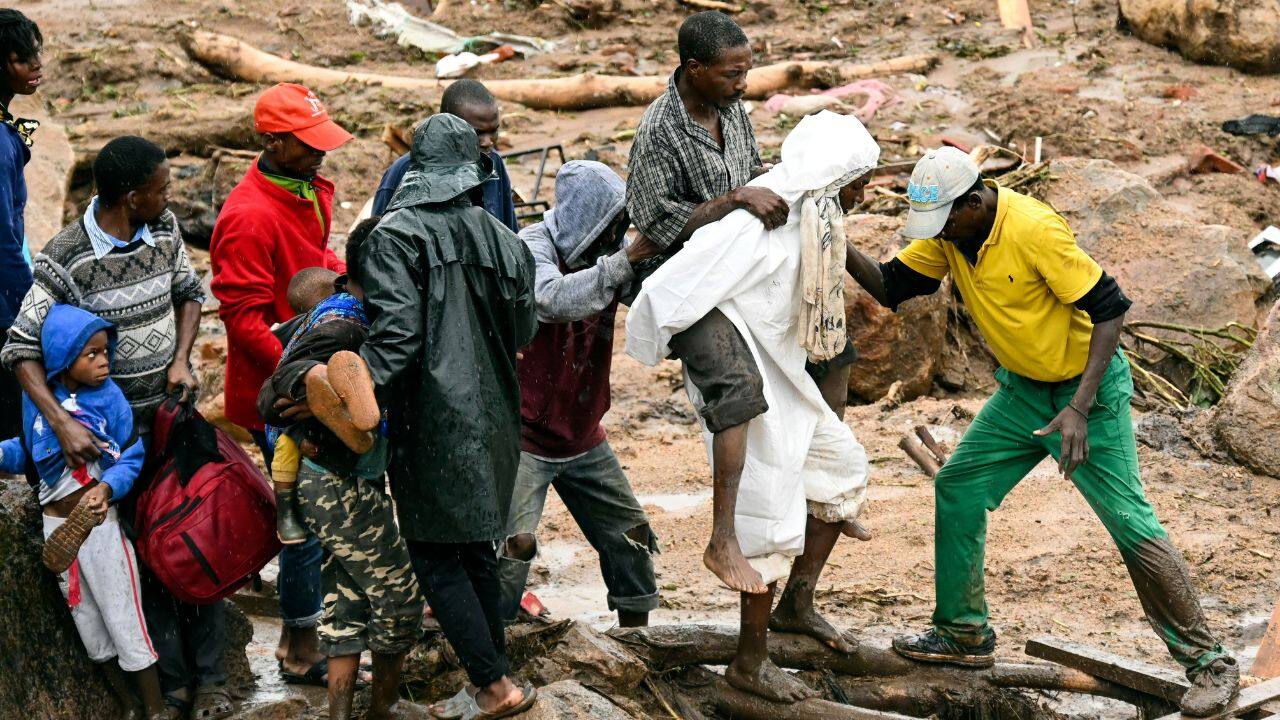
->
[1249,227,1280,280]
[347,0,555,57]
[436,44,516,78]
[997,0,1036,47]
[765,80,899,122]
[899,435,940,478]
[1123,321,1256,409]
[1161,84,1197,101]
[1188,145,1245,174]
[1255,164,1280,184]
[935,36,1013,59]
[677,0,741,12]
[1223,113,1280,137]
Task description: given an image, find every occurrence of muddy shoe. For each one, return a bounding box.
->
[275,488,308,545]
[892,628,996,668]
[305,365,374,454]
[327,350,379,432]
[1180,656,1240,716]
[43,500,101,573]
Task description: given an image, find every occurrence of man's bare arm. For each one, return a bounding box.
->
[844,242,891,307]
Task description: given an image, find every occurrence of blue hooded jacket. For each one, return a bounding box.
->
[0,304,144,502]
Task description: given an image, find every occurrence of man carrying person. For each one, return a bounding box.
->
[371,78,518,232]
[0,9,42,441]
[1,135,213,718]
[358,113,538,719]
[499,160,661,629]
[627,110,877,703]
[843,147,1238,716]
[210,82,352,690]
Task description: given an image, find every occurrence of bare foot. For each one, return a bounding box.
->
[475,679,525,715]
[725,657,816,703]
[769,602,854,653]
[704,537,768,594]
[841,519,871,541]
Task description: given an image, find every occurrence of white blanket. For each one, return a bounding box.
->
[625,111,879,582]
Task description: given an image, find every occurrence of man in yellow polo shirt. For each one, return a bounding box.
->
[843,147,1238,716]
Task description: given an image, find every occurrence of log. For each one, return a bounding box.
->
[898,436,940,478]
[178,30,938,111]
[1024,636,1188,702]
[913,425,948,465]
[709,676,916,720]
[611,625,1152,702]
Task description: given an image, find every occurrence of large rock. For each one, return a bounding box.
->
[0,479,119,718]
[1042,159,1269,330]
[1120,0,1280,74]
[520,680,636,720]
[843,214,948,402]
[540,624,648,695]
[13,107,75,253]
[1214,300,1280,476]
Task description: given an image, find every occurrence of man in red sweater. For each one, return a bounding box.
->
[210,82,351,688]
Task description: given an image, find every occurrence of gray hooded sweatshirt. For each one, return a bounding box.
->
[518,160,633,322]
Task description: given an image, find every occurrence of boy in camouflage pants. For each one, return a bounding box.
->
[259,218,427,720]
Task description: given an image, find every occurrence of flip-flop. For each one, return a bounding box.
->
[279,658,329,687]
[465,684,538,720]
[327,350,379,431]
[431,687,479,720]
[43,500,100,573]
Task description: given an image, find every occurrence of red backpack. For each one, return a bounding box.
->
[133,397,281,604]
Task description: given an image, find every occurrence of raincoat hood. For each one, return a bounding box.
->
[41,304,116,381]
[760,110,880,201]
[543,160,627,268]
[387,113,496,212]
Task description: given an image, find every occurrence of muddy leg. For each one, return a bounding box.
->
[100,661,143,720]
[327,654,359,720]
[369,651,430,719]
[726,583,816,703]
[704,423,767,595]
[770,515,853,653]
[130,665,166,720]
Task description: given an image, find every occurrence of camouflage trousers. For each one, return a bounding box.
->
[296,461,424,657]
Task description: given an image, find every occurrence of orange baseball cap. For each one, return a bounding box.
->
[253,83,354,152]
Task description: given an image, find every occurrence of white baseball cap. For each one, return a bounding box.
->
[902,146,980,240]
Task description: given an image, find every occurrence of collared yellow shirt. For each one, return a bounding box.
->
[896,184,1101,382]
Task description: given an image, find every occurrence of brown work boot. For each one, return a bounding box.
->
[326,350,379,432]
[43,500,100,573]
[305,365,374,454]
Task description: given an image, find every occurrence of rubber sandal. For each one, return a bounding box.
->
[279,657,329,687]
[326,350,379,431]
[162,693,191,720]
[305,366,374,453]
[431,687,479,720]
[43,500,100,573]
[192,683,233,720]
[465,683,537,720]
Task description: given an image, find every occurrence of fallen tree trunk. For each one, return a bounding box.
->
[706,676,917,720]
[610,625,1162,710]
[178,30,938,111]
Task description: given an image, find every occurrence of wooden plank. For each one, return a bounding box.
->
[1154,677,1280,720]
[1253,604,1280,678]
[1025,637,1189,703]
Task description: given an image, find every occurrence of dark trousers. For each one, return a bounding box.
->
[141,569,227,694]
[408,540,508,687]
[252,429,324,628]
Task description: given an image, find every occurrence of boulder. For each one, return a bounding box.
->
[1214,300,1280,476]
[1041,159,1269,330]
[843,214,948,402]
[18,110,75,253]
[1119,0,1280,74]
[0,479,119,719]
[540,624,648,695]
[519,680,636,720]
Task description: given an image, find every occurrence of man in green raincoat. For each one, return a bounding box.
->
[357,114,539,719]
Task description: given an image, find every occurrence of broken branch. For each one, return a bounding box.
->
[677,0,742,12]
[179,30,937,111]
[898,436,940,478]
[913,425,948,465]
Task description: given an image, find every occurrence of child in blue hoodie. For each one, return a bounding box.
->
[0,304,167,720]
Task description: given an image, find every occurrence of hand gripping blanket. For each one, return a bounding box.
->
[626,111,880,583]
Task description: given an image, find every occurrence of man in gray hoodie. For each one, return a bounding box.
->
[501,160,661,627]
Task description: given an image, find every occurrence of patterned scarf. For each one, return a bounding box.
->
[798,171,860,363]
[0,106,38,148]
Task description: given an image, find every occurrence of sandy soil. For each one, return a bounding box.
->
[13,0,1280,714]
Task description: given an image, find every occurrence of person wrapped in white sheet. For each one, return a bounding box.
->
[626,110,880,701]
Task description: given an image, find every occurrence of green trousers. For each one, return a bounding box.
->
[933,353,1224,670]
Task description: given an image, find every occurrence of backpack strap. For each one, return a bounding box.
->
[149,392,187,458]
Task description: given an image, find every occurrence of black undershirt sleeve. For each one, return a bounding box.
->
[1074,272,1132,323]
[879,258,943,311]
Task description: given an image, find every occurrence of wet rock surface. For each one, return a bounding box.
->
[0,478,118,719]
[1119,0,1280,74]
[843,214,948,402]
[1214,300,1280,476]
[521,680,636,720]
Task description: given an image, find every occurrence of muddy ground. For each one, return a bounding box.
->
[13,0,1280,717]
